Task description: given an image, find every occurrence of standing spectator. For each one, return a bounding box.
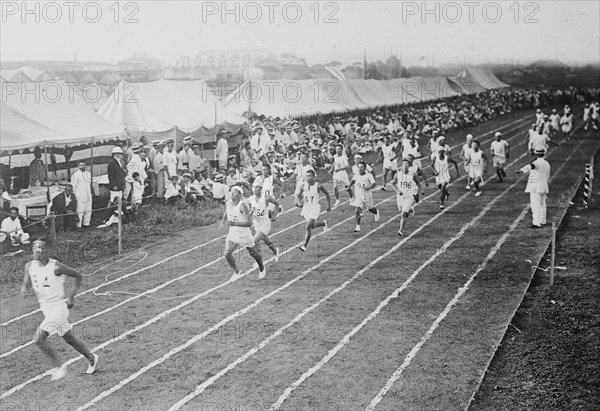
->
[178,137,192,172]
[188,143,206,173]
[215,130,230,170]
[70,161,92,229]
[49,184,78,231]
[163,139,178,178]
[107,147,126,204]
[154,141,167,198]
[0,207,30,246]
[29,149,47,187]
[125,145,146,201]
[131,172,144,210]
[518,149,551,228]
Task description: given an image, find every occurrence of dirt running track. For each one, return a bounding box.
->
[1,106,598,411]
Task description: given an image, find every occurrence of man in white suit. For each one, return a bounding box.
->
[70,161,92,229]
[518,149,551,228]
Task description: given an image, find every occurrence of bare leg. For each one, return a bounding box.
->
[224,240,239,273]
[63,330,94,364]
[247,246,264,271]
[355,208,362,226]
[35,329,61,367]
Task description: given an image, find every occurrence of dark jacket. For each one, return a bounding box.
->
[50,192,77,214]
[107,157,126,191]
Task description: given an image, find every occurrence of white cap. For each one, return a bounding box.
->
[111,147,123,154]
[495,132,502,137]
[466,134,473,140]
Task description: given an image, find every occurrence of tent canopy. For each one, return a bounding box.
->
[1,81,124,154]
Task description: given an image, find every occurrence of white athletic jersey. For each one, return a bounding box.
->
[550,113,560,127]
[460,143,472,160]
[332,154,350,177]
[381,144,395,161]
[352,164,373,177]
[295,163,314,184]
[302,182,320,205]
[434,157,451,181]
[469,150,484,167]
[249,195,269,225]
[396,172,418,196]
[530,133,550,151]
[29,259,65,305]
[226,199,247,224]
[404,144,421,159]
[491,140,509,157]
[354,172,375,193]
[261,175,275,198]
[583,107,591,121]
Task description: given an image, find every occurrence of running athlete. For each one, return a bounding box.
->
[291,152,315,195]
[560,110,574,139]
[490,132,510,182]
[329,143,351,208]
[20,237,99,381]
[295,169,331,252]
[221,186,266,279]
[464,140,488,196]
[404,137,429,187]
[347,162,380,232]
[260,164,284,215]
[431,149,459,209]
[377,136,399,191]
[390,159,422,236]
[460,134,474,189]
[248,180,280,263]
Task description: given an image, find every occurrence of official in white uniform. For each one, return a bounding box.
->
[20,237,98,381]
[519,149,551,228]
[70,161,93,229]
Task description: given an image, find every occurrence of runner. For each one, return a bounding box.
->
[295,169,331,252]
[291,152,315,195]
[490,132,510,182]
[347,161,380,232]
[431,149,460,209]
[560,109,574,139]
[248,180,280,263]
[329,143,351,208]
[404,137,429,187]
[460,134,474,189]
[390,159,422,236]
[376,136,399,191]
[220,186,266,279]
[19,237,99,381]
[260,164,284,215]
[464,140,488,196]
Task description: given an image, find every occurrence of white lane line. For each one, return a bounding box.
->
[163,129,541,410]
[269,129,586,410]
[365,130,588,410]
[0,116,534,400]
[1,115,529,360]
[0,114,529,330]
[365,207,529,411]
[0,202,335,359]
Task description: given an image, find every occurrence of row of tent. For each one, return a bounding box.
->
[1,66,508,158]
[223,66,509,118]
[1,79,248,156]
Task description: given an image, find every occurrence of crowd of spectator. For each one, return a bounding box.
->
[2,86,598,246]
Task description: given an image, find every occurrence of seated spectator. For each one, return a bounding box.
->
[49,184,78,231]
[181,172,204,204]
[0,179,10,210]
[164,175,182,206]
[211,174,230,203]
[1,207,30,247]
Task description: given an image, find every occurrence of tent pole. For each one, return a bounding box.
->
[90,138,94,195]
[43,144,51,203]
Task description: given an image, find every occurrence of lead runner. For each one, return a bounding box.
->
[20,237,99,381]
[295,169,331,252]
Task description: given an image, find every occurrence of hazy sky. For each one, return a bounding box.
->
[1,1,599,67]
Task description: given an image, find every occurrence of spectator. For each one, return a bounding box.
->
[163,139,178,178]
[29,149,47,187]
[70,161,93,230]
[131,172,144,209]
[154,141,167,198]
[188,143,206,173]
[164,175,182,206]
[211,174,230,203]
[49,184,78,231]
[107,146,126,204]
[215,130,230,170]
[0,207,30,247]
